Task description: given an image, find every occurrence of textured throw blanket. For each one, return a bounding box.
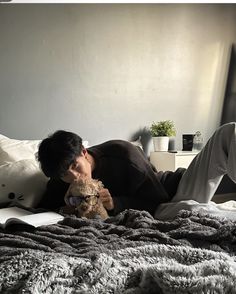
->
[0,209,236,294]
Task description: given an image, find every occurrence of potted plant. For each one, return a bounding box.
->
[150,120,176,151]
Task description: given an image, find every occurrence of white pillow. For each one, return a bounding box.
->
[0,159,48,208]
[0,134,41,164]
[0,134,89,165]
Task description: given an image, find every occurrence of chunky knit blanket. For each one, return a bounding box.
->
[0,209,236,294]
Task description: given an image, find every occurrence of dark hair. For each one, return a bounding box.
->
[37,130,83,179]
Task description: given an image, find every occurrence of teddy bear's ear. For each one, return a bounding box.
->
[97,180,104,190]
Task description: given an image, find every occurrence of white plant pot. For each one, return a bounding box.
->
[153,137,169,152]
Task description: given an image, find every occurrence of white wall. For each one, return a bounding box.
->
[0,4,236,153]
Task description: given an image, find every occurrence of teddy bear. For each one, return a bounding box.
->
[64,178,109,220]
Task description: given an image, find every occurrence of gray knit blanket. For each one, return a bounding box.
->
[1,209,236,294]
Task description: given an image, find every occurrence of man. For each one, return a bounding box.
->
[37,122,236,219]
[37,131,184,215]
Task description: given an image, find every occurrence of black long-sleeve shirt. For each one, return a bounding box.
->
[38,140,185,216]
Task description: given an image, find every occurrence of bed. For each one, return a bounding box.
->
[1,134,236,293]
[1,209,236,293]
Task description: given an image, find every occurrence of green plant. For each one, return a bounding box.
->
[150,120,176,137]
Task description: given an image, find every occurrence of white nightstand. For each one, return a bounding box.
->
[150,151,199,172]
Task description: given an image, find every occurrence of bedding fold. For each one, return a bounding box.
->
[0,209,236,293]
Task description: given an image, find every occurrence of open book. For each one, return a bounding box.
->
[0,207,64,229]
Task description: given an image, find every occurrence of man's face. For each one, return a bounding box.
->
[61,149,92,183]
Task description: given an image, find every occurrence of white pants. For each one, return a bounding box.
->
[155,122,236,220]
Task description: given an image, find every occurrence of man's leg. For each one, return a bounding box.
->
[172,122,236,203]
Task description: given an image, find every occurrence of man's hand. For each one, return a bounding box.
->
[98,188,114,210]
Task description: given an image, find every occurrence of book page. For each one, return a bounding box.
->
[0,207,64,228]
[17,211,64,227]
[0,207,32,224]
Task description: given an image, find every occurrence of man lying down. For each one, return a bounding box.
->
[36,122,236,221]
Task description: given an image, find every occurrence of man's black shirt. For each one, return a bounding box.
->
[38,140,185,215]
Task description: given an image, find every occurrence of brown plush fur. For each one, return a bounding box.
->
[64,178,108,220]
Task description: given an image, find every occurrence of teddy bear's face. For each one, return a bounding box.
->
[64,178,108,219]
[74,194,100,215]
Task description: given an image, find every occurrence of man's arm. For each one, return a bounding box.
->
[37,179,69,210]
[105,166,171,216]
[91,140,183,216]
